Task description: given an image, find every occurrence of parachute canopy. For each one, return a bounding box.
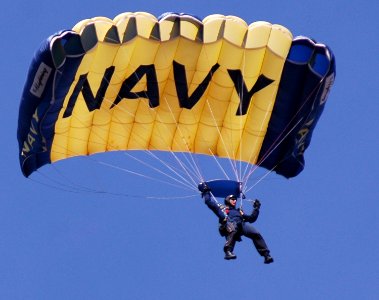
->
[17,12,336,178]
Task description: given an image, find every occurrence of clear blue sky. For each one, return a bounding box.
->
[1,1,378,299]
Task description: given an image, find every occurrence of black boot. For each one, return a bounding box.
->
[224,250,237,260]
[264,254,274,264]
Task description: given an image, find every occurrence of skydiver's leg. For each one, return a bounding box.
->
[242,223,274,263]
[224,231,237,252]
[223,222,238,260]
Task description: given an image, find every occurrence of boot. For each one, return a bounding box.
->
[224,250,237,260]
[264,254,274,264]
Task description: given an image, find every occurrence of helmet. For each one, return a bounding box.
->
[224,194,237,205]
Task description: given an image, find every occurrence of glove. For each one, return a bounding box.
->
[198,182,211,193]
[253,199,261,209]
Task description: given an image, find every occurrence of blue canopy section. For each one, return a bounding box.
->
[259,37,336,178]
[200,180,242,198]
[17,31,85,177]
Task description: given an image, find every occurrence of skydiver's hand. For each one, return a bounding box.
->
[253,199,261,209]
[239,209,244,216]
[198,182,210,193]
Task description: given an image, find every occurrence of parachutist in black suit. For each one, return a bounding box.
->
[198,183,273,263]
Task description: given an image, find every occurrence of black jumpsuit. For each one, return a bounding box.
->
[203,191,271,257]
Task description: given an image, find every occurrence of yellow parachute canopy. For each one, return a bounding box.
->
[18,12,335,178]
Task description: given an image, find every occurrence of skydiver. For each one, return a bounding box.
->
[198,182,274,263]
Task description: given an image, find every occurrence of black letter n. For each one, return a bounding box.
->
[63,66,115,118]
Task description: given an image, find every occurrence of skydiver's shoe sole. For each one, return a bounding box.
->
[224,255,237,260]
[264,256,274,264]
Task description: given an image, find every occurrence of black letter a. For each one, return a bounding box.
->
[112,65,159,109]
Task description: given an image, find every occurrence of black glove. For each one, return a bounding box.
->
[253,199,261,209]
[198,182,211,193]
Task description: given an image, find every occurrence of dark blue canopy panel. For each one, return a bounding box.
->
[259,37,336,178]
[200,180,242,198]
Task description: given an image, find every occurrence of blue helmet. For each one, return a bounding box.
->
[224,194,237,205]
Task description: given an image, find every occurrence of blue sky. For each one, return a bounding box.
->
[1,1,378,299]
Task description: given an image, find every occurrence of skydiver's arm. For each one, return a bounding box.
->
[203,192,227,222]
[242,208,259,223]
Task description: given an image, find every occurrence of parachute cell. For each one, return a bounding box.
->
[17,12,336,178]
